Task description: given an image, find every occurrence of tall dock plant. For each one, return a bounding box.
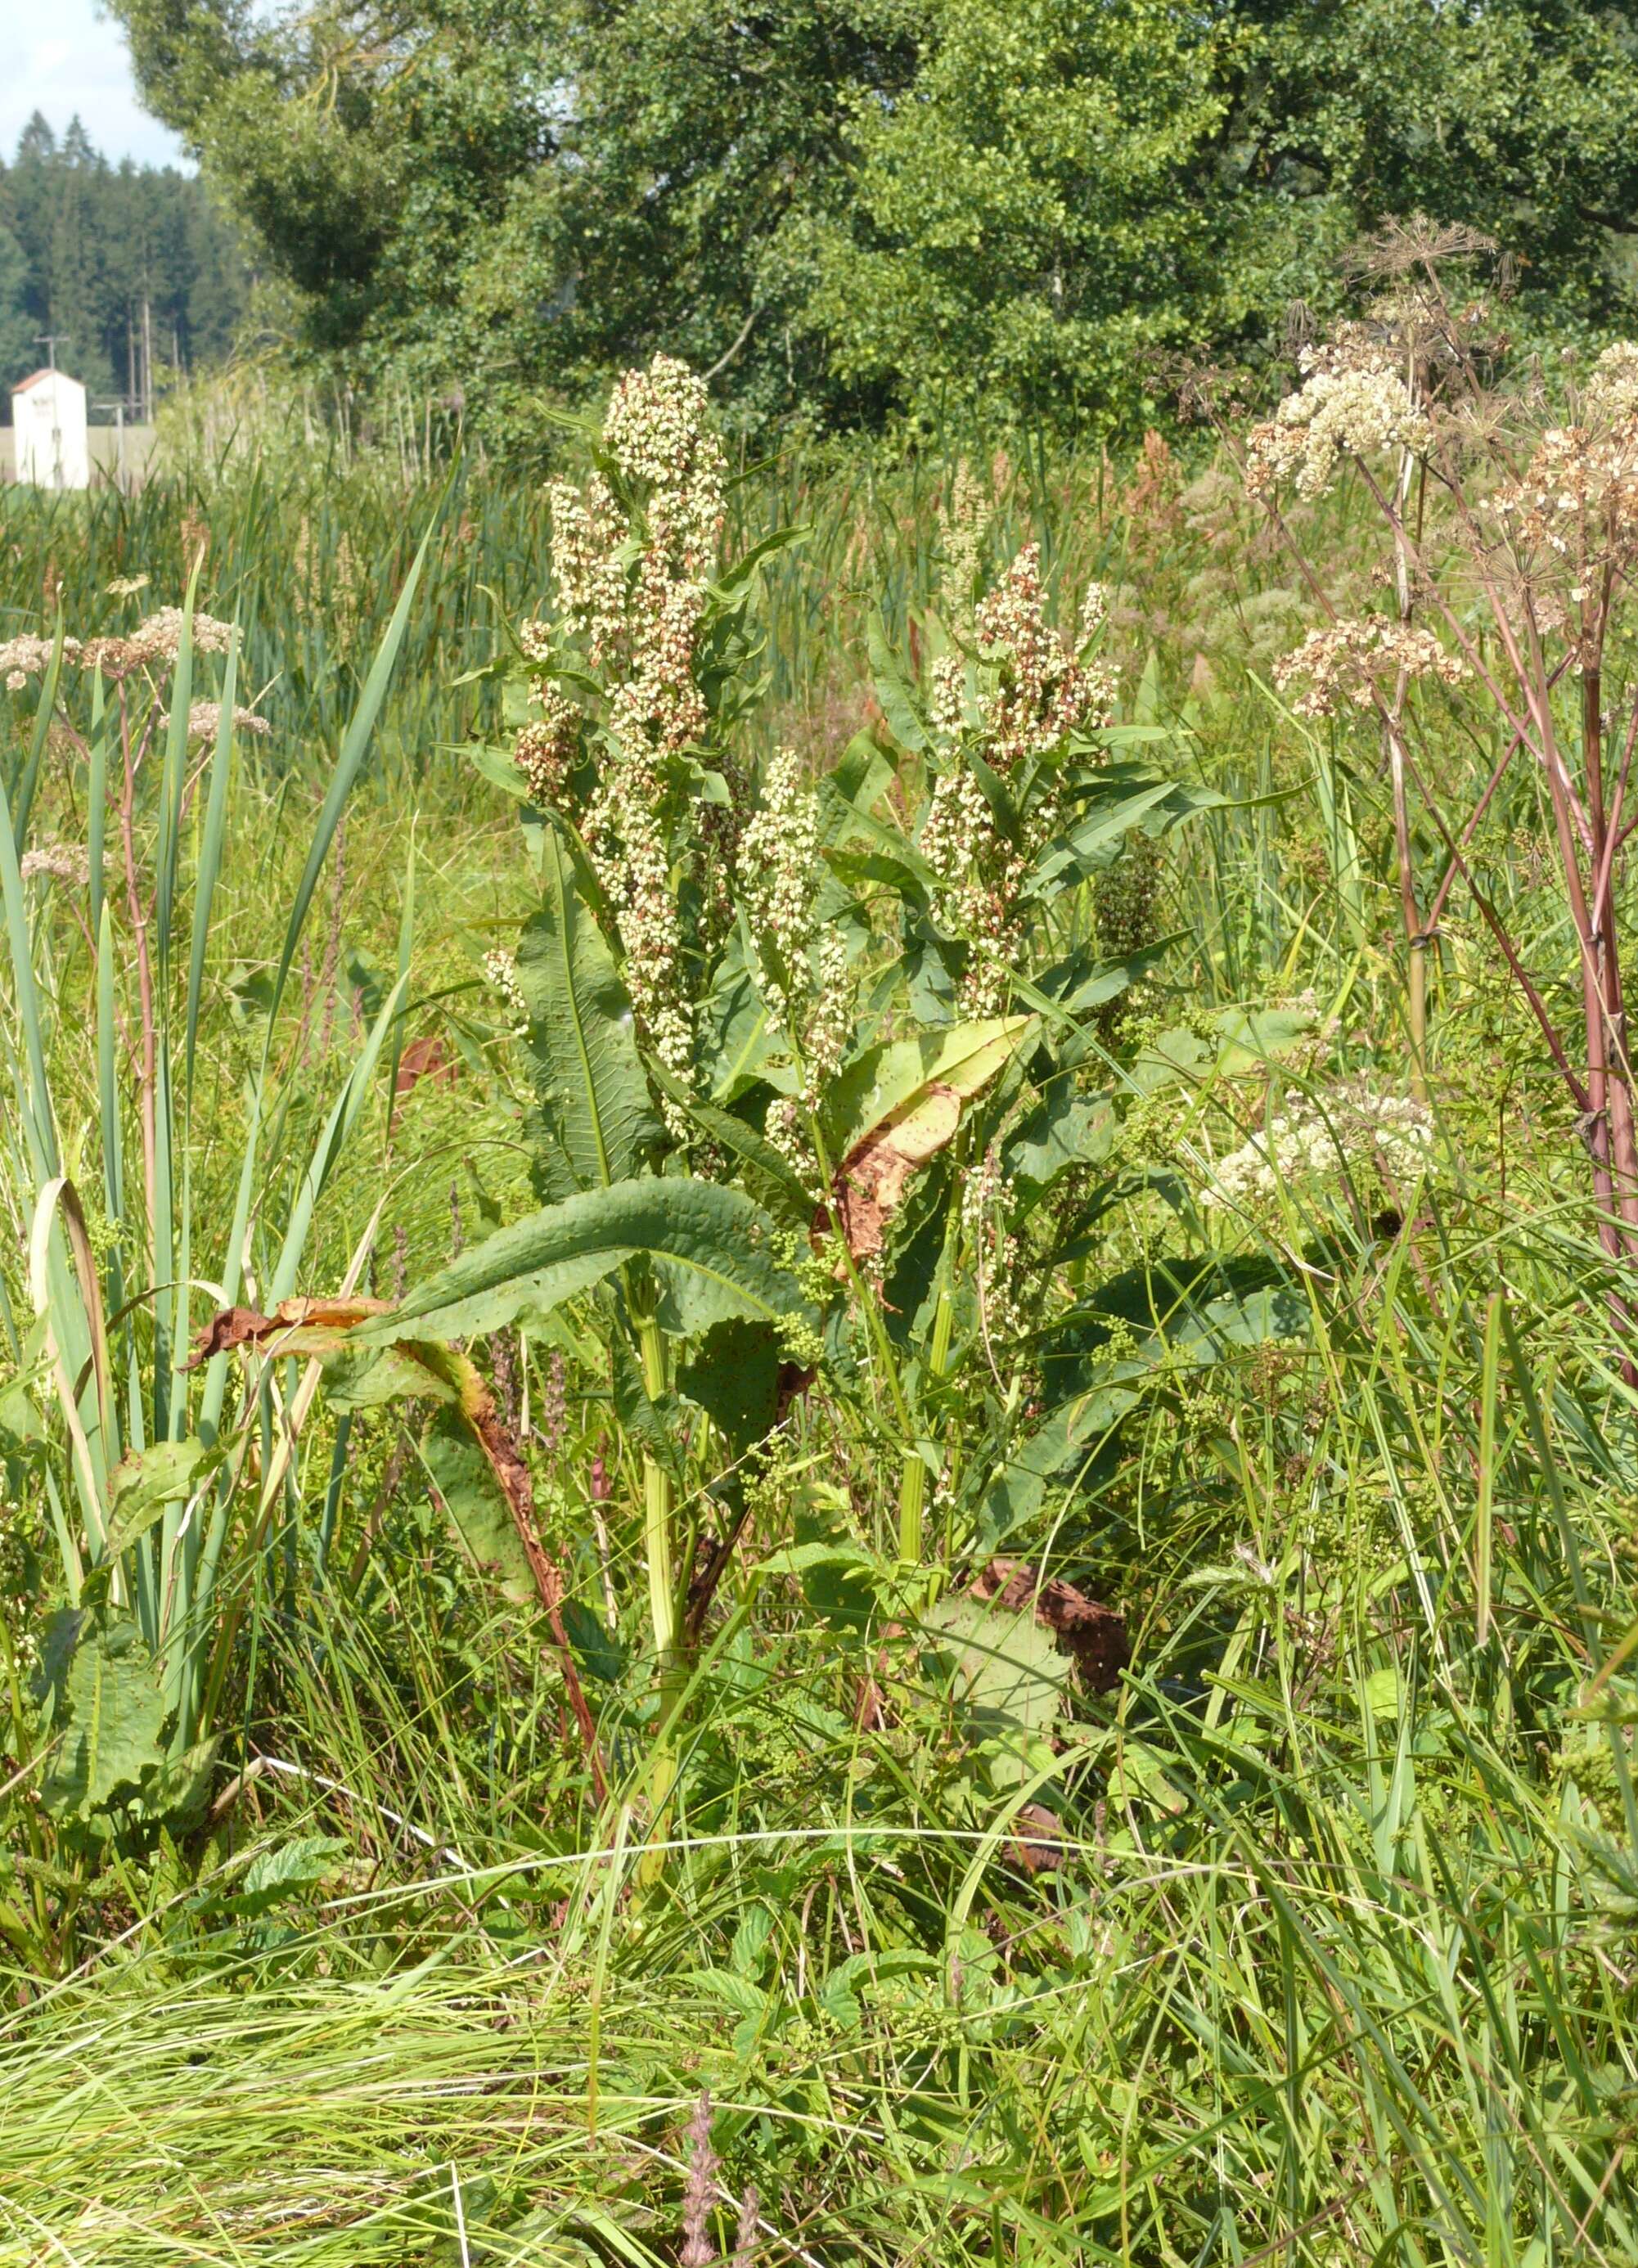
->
[357,362,1214,1791]
[0,539,429,1841]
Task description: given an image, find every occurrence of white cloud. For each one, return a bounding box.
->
[2,2,190,170]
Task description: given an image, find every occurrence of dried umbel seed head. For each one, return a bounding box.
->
[1492,410,1638,587]
[1245,335,1431,502]
[1274,617,1469,718]
[1586,340,1638,425]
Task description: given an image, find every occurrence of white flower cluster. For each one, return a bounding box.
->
[1274,617,1469,718]
[923,546,1115,1016]
[1586,341,1638,424]
[739,748,850,1185]
[482,947,529,1035]
[161,700,271,744]
[20,843,90,889]
[0,632,79,691]
[1205,1085,1435,1211]
[81,607,236,677]
[1245,335,1430,502]
[523,358,729,1118]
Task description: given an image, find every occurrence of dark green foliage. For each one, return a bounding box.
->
[0,111,248,407]
[106,0,1638,442]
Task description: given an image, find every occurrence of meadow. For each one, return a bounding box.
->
[0,323,1635,2267]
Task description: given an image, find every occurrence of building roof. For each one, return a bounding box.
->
[12,368,83,396]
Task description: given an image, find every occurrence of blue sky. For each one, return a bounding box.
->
[3,0,189,170]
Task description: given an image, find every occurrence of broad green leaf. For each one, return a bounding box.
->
[421,1406,535,1604]
[822,1017,1033,1161]
[678,1318,782,1455]
[357,1177,810,1348]
[1004,1089,1114,1208]
[105,1437,222,1559]
[461,741,532,801]
[978,1381,1141,1548]
[321,1343,462,1411]
[867,610,929,752]
[1022,782,1179,898]
[648,1061,813,1222]
[37,1612,169,1820]
[519,828,659,1195]
[922,1595,1069,1735]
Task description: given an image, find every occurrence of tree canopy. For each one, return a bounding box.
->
[108,0,1638,443]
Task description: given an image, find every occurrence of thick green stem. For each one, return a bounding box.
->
[636,1312,678,1675]
[896,1213,960,1566]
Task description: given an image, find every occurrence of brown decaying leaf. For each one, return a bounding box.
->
[186,1298,392,1369]
[819,1081,962,1261]
[394,1033,455,1096]
[970,1558,1129,1694]
[1006,1802,1066,1876]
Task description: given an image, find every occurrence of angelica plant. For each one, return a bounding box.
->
[1233,244,1638,1333]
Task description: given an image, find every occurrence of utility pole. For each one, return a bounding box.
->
[142,295,153,425]
[35,331,69,370]
[93,399,129,492]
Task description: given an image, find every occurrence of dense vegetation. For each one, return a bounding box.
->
[0,113,249,413]
[109,0,1638,443]
[2,270,1637,2266]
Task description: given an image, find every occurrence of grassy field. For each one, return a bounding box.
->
[0,361,1634,2268]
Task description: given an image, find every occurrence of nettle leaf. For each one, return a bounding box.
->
[519,828,660,1195]
[1003,1087,1114,1212]
[361,1177,811,1348]
[235,1834,349,1916]
[678,1318,782,1456]
[36,1610,169,1820]
[421,1406,535,1604]
[103,1436,223,1559]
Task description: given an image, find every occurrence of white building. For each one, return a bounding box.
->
[11,368,90,489]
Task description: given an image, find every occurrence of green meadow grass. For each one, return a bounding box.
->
[0,438,1633,2266]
